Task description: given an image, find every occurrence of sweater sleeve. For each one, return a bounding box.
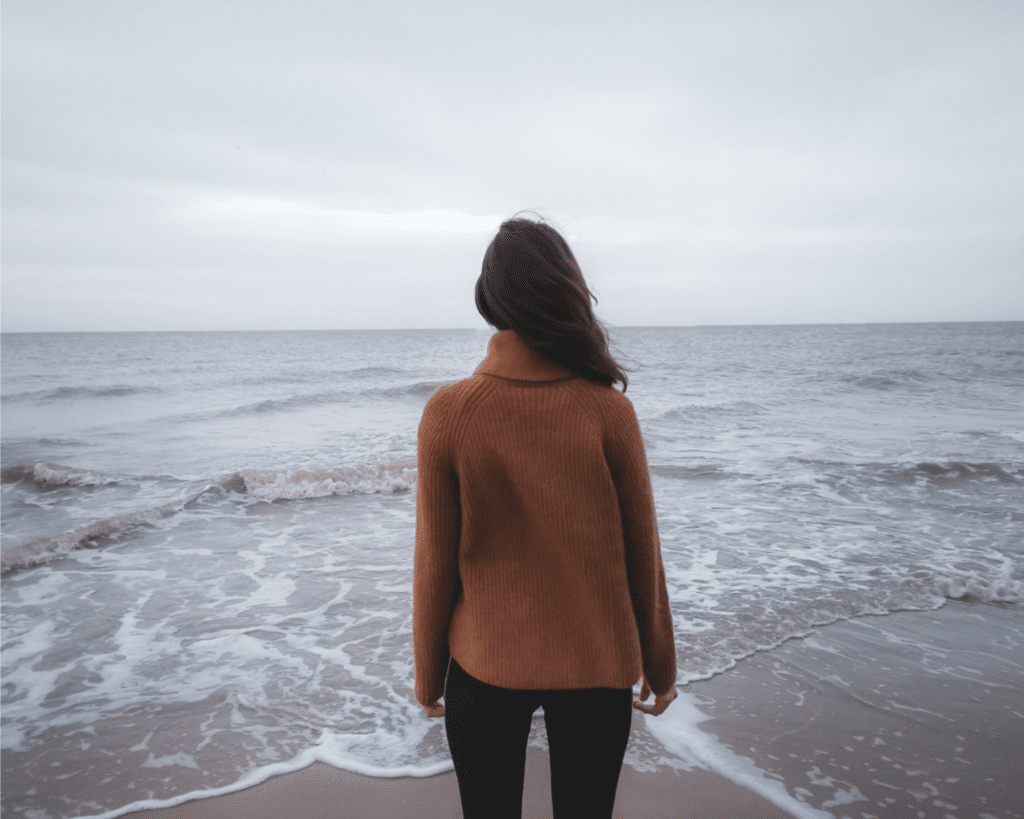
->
[604,394,677,696]
[413,389,462,707]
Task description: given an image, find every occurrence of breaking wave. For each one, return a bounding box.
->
[1,490,212,574]
[238,462,417,501]
[649,458,1022,488]
[1,460,419,573]
[880,461,1022,486]
[1,463,121,487]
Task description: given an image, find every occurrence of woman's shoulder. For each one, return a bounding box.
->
[420,374,493,426]
[554,379,638,438]
[424,374,486,405]
[570,377,636,413]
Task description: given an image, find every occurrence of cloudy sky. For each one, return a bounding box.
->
[3,0,1022,331]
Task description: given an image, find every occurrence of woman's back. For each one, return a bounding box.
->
[414,330,675,704]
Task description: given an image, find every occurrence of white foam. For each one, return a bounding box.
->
[76,729,453,819]
[643,692,835,819]
[32,463,114,486]
[928,566,1023,603]
[143,752,200,769]
[241,462,417,501]
[807,767,869,808]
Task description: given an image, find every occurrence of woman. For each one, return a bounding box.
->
[414,216,677,819]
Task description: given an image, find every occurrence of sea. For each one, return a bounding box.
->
[2,322,1022,819]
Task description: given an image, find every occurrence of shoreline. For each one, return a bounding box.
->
[9,602,1020,819]
[118,750,798,819]
[117,601,1024,819]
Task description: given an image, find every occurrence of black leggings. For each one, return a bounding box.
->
[444,659,633,819]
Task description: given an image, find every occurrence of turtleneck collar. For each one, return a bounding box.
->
[476,330,575,382]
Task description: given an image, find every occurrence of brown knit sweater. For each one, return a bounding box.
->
[413,330,677,707]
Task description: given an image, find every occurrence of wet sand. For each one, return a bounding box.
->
[121,749,796,819]
[679,601,1023,818]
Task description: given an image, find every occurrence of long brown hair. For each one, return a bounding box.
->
[475,217,628,390]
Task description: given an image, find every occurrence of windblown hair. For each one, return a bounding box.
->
[475,217,628,390]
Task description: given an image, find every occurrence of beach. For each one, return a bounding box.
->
[5,602,1015,819]
[680,602,1023,818]
[52,601,1018,819]
[117,751,797,819]
[3,324,1021,818]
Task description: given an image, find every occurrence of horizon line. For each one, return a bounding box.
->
[2,318,1023,334]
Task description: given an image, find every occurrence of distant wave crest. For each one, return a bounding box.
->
[1,384,164,403]
[882,461,1022,486]
[840,369,931,391]
[198,382,448,421]
[1,463,120,487]
[650,463,729,480]
[656,401,767,424]
[368,381,450,399]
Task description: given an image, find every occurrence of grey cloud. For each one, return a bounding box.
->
[3,0,1022,330]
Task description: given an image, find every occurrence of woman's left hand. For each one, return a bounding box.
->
[423,700,445,718]
[633,680,677,716]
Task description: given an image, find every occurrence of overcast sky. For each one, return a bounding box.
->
[2,0,1022,331]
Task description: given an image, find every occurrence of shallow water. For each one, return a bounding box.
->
[2,323,1022,818]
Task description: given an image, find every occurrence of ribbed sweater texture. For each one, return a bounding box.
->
[413,330,677,706]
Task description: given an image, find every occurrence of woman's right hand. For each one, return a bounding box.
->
[423,700,445,718]
[633,680,677,716]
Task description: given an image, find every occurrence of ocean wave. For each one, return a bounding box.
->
[344,366,414,380]
[192,381,447,421]
[913,566,1023,604]
[0,488,219,574]
[33,436,93,447]
[363,381,451,399]
[222,392,352,416]
[881,461,1022,486]
[836,369,932,391]
[237,461,417,501]
[1,384,164,404]
[674,566,1022,688]
[1,459,420,571]
[0,463,120,487]
[656,401,767,424]
[650,463,729,480]
[231,366,411,388]
[788,458,1024,488]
